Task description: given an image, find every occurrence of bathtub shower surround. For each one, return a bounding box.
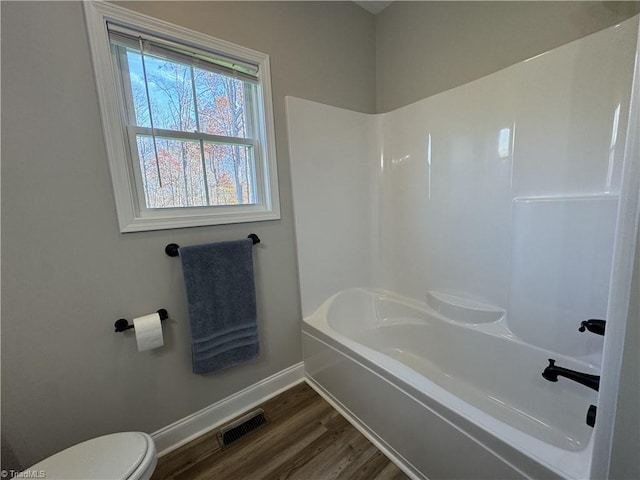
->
[286,101,378,318]
[287,17,639,480]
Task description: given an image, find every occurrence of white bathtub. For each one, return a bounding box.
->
[302,288,599,479]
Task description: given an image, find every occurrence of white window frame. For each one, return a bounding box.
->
[84,1,280,232]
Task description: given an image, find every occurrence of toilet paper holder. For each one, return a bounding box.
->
[114,309,168,333]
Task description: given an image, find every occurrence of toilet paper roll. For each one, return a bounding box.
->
[133,313,164,352]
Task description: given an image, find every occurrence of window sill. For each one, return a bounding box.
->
[119,207,281,232]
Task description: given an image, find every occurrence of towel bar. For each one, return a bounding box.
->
[165,234,260,257]
[114,309,168,332]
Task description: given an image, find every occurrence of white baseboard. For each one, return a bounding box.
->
[151,362,305,456]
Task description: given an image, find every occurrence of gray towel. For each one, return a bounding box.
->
[179,239,258,374]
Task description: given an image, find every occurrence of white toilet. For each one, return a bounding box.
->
[26,432,157,480]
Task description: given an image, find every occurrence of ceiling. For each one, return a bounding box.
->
[353,1,393,15]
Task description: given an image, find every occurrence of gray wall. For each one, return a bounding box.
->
[1,0,375,468]
[2,0,639,474]
[376,1,640,112]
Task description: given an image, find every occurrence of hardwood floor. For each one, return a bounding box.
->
[151,382,410,480]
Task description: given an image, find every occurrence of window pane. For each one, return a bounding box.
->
[128,51,197,133]
[125,51,151,127]
[203,142,256,205]
[136,135,256,208]
[137,135,206,208]
[195,68,249,138]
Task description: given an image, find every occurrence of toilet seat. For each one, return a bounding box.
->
[27,432,157,480]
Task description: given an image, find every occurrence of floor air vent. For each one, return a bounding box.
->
[218,408,267,447]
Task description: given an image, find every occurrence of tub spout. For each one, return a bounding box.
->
[542,359,600,391]
[579,319,606,336]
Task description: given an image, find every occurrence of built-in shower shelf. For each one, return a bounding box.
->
[427,291,504,324]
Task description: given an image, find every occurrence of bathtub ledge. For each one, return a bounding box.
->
[427,290,505,324]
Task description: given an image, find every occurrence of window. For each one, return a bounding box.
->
[85,2,280,232]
